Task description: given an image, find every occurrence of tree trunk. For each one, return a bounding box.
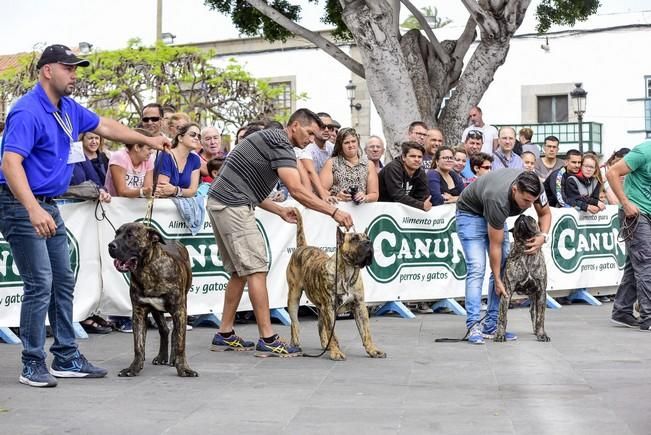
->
[341,1,422,158]
[438,40,511,146]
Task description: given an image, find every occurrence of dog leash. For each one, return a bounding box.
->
[434,313,488,343]
[302,225,346,358]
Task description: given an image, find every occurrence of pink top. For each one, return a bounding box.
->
[104,148,154,196]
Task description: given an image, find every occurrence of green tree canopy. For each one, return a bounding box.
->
[0,40,285,130]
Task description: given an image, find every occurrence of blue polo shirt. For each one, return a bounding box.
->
[0,83,100,196]
[157,151,201,188]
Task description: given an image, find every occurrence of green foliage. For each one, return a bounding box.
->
[0,42,283,130]
[400,6,452,30]
[536,0,600,33]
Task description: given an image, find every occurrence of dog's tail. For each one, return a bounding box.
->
[294,208,306,248]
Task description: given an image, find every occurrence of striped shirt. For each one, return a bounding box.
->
[208,129,297,206]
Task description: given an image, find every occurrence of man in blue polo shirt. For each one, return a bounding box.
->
[0,44,170,388]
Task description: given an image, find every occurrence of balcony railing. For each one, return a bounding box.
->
[496,122,603,155]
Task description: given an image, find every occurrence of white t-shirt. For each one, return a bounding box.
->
[104,148,154,196]
[462,124,499,154]
[299,141,334,174]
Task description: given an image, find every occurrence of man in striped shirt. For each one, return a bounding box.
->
[207,108,353,357]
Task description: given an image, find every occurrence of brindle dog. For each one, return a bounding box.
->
[286,210,386,360]
[108,222,198,377]
[496,215,551,342]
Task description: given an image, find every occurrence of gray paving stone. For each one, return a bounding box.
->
[1,302,650,434]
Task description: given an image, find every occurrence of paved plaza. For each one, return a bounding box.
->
[0,302,649,435]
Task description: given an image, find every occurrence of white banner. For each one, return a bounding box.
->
[0,199,625,327]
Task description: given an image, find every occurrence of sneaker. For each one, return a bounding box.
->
[211,332,254,352]
[481,327,518,341]
[50,353,108,378]
[416,302,434,314]
[19,360,57,388]
[114,318,133,333]
[611,313,640,328]
[255,335,302,357]
[467,324,484,345]
[639,323,651,332]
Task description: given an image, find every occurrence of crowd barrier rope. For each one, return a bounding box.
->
[0,198,625,342]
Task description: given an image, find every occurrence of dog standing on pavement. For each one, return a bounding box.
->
[286,210,386,360]
[496,215,551,342]
[108,222,198,377]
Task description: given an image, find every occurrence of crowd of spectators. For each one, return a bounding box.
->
[45,101,633,329]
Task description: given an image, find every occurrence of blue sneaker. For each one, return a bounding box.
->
[467,324,484,345]
[114,318,133,333]
[20,360,57,388]
[211,331,254,351]
[50,353,108,378]
[481,327,518,341]
[255,335,301,358]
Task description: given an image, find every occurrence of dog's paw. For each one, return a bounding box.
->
[152,355,169,365]
[118,367,140,377]
[176,366,199,377]
[367,348,387,358]
[494,334,506,343]
[536,333,551,342]
[329,350,346,361]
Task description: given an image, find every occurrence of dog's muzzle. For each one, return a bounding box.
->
[108,241,138,273]
[357,242,374,268]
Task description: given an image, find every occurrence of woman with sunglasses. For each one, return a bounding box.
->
[156,122,202,198]
[465,152,493,185]
[427,146,464,205]
[320,127,378,204]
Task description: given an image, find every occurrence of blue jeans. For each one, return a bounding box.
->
[0,189,78,364]
[456,211,510,331]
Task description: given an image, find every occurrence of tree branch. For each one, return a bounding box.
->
[448,16,477,87]
[504,0,532,32]
[246,0,365,78]
[460,0,499,37]
[399,0,450,63]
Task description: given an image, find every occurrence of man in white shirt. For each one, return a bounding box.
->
[461,106,498,154]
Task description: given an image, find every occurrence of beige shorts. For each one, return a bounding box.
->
[206,197,268,277]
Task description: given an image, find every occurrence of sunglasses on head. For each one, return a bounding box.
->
[468,130,483,139]
[142,116,161,123]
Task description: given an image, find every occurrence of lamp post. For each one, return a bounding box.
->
[570,82,587,152]
[78,42,93,55]
[160,32,176,45]
[345,80,362,112]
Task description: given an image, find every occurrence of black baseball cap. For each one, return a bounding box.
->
[36,44,90,69]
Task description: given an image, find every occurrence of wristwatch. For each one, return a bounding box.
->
[539,233,549,244]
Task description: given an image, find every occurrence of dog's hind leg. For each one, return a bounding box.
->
[534,286,550,342]
[150,310,169,365]
[352,299,386,358]
[119,305,149,377]
[286,262,303,350]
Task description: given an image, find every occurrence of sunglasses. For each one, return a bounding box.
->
[325,125,339,131]
[142,116,161,123]
[467,130,483,139]
[439,156,454,161]
[185,131,201,140]
[480,164,492,170]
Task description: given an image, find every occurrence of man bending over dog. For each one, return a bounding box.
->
[456,169,551,345]
[206,108,353,357]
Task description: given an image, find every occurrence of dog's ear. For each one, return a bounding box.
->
[336,226,346,246]
[147,228,166,244]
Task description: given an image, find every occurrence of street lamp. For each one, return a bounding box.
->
[78,42,93,55]
[345,80,362,111]
[160,32,176,45]
[570,82,587,152]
